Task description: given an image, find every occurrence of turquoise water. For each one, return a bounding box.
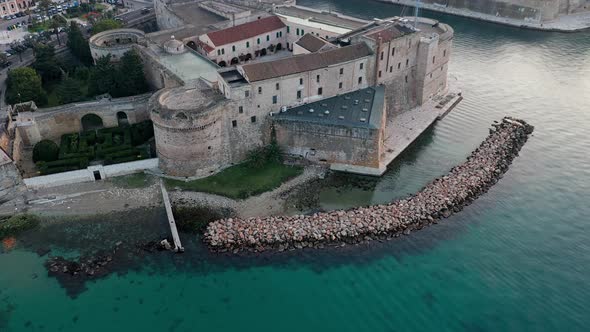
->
[2,1,590,330]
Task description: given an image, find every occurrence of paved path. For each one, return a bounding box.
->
[380,91,462,170]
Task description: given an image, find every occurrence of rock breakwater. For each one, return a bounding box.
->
[204,118,534,253]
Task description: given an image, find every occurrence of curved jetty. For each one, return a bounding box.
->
[204,117,534,253]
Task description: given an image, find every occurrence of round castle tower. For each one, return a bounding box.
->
[149,85,229,177]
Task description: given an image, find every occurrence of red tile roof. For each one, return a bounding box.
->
[206,16,286,47]
[195,39,214,53]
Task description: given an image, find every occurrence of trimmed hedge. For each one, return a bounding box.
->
[35,120,155,175]
[33,140,59,163]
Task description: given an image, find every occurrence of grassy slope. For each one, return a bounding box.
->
[165,162,303,199]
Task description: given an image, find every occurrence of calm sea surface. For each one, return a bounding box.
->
[2,1,590,331]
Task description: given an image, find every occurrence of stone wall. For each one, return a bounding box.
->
[274,120,382,169]
[89,29,146,64]
[12,94,152,147]
[154,0,186,30]
[0,161,23,203]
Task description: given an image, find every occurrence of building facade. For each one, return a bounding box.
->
[195,15,288,67]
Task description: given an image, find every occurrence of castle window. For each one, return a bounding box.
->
[299,78,303,85]
[360,63,364,70]
[378,70,382,78]
[380,51,383,60]
[232,120,237,127]
[272,95,278,104]
[258,87,262,94]
[245,90,250,98]
[276,82,280,90]
[339,82,343,89]
[406,59,409,67]
[301,29,304,35]
[217,49,221,56]
[339,68,343,75]
[317,87,323,95]
[257,38,261,45]
[433,56,436,64]
[246,41,250,48]
[443,50,447,57]
[392,47,395,56]
[398,62,401,69]
[316,75,320,83]
[297,90,302,99]
[266,35,270,41]
[221,48,225,55]
[296,28,300,35]
[276,32,279,38]
[232,45,236,52]
[251,116,257,123]
[389,66,393,73]
[358,77,363,84]
[208,146,211,150]
[405,75,408,83]
[238,106,243,113]
[287,26,290,33]
[430,73,433,79]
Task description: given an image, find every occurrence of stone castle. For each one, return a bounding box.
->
[4,0,458,181]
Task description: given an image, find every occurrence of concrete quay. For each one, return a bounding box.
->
[330,90,463,176]
[204,117,534,253]
[375,0,590,32]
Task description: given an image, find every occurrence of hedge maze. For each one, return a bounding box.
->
[34,120,154,175]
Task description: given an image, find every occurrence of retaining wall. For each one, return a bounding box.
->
[23,158,159,189]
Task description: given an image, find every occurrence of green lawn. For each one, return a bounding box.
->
[165,161,303,199]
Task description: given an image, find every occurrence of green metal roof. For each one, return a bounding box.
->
[274,86,385,129]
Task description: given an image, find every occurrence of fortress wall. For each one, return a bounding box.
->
[0,161,23,203]
[13,95,151,148]
[274,121,382,168]
[154,0,186,30]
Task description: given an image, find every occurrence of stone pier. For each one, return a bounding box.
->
[160,179,184,253]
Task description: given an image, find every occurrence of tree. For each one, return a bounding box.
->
[56,77,84,104]
[111,50,147,97]
[67,21,92,64]
[5,67,47,106]
[91,19,122,35]
[49,16,66,46]
[9,41,26,63]
[32,44,61,82]
[38,0,52,18]
[88,56,115,96]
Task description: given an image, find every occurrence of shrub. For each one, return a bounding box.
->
[33,140,59,163]
[0,214,40,239]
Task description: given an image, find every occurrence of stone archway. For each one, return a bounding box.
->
[230,57,239,65]
[260,48,267,56]
[218,61,227,67]
[245,53,252,61]
[81,114,104,131]
[117,111,129,126]
[276,43,282,51]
